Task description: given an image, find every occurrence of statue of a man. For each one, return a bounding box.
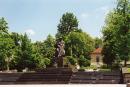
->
[53,37,65,67]
[56,38,65,57]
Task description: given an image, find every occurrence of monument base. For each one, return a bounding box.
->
[57,56,63,67]
[36,67,73,74]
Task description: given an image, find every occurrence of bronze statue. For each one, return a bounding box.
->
[53,38,65,67]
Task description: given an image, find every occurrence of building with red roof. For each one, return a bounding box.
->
[90,48,103,67]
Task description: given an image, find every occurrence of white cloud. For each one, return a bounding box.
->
[25,29,35,36]
[81,13,89,19]
[95,6,111,16]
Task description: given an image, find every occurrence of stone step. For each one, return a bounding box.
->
[70,71,121,84]
[0,69,122,84]
[18,76,71,81]
[71,76,120,80]
[0,81,69,84]
[70,79,120,84]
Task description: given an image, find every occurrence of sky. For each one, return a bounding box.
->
[0,0,116,42]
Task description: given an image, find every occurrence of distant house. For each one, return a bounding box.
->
[90,48,103,67]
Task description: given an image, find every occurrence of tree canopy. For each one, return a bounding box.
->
[102,0,130,66]
[56,12,79,39]
[0,11,102,71]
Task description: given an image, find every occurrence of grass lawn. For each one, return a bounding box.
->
[99,69,111,72]
[127,68,130,73]
[122,67,130,73]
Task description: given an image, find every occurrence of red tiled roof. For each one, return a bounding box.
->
[91,48,102,54]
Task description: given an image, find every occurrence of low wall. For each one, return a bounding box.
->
[123,73,130,83]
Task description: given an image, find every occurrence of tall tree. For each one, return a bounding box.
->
[66,31,94,57]
[102,0,130,66]
[42,34,56,59]
[0,17,8,33]
[32,35,55,69]
[94,37,103,49]
[65,31,94,66]
[0,35,14,71]
[116,0,130,66]
[15,33,34,71]
[0,17,15,71]
[56,12,79,39]
[10,32,22,70]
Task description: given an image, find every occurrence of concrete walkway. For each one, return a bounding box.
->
[0,84,126,87]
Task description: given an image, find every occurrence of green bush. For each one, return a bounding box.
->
[100,64,109,69]
[37,59,46,69]
[78,67,85,71]
[99,69,111,72]
[35,56,50,70]
[86,65,98,70]
[100,63,120,70]
[44,58,50,65]
[78,55,90,67]
[67,56,77,65]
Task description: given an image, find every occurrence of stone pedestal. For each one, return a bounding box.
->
[57,56,63,67]
[36,67,73,73]
[127,83,130,87]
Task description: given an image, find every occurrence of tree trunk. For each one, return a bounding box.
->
[6,57,9,72]
[124,59,127,67]
[70,45,72,56]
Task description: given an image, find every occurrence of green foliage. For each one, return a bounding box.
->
[34,55,51,69]
[86,65,97,70]
[42,35,55,59]
[94,37,103,48]
[56,12,79,39]
[44,58,51,66]
[102,0,130,66]
[32,35,55,69]
[78,67,85,71]
[127,68,130,73]
[56,12,94,68]
[0,12,95,71]
[14,33,35,71]
[65,31,94,58]
[101,64,120,70]
[0,17,8,33]
[36,57,46,69]
[102,12,122,66]
[67,56,77,65]
[100,65,109,69]
[0,17,15,71]
[99,69,111,72]
[78,55,90,67]
[111,63,120,70]
[65,31,94,67]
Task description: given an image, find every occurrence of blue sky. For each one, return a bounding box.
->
[0,0,116,42]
